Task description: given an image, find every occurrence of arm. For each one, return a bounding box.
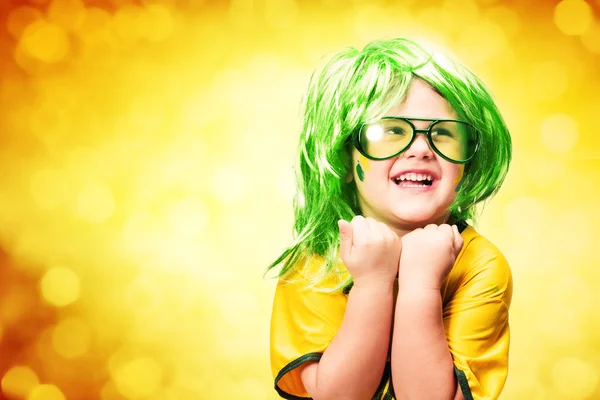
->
[391,224,463,400]
[392,286,461,400]
[300,281,394,399]
[300,216,401,399]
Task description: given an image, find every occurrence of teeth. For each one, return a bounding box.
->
[395,172,433,182]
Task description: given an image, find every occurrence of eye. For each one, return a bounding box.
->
[386,127,408,136]
[431,128,456,138]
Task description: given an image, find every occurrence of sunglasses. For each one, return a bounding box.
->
[353,117,480,164]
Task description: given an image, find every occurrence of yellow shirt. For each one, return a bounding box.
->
[270,224,513,400]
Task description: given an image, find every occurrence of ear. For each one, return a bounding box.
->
[345,170,354,183]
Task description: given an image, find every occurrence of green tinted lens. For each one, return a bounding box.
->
[429,121,477,162]
[359,119,413,159]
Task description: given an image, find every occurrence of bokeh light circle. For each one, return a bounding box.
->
[40,267,81,307]
[540,113,579,153]
[52,317,92,358]
[76,183,116,223]
[27,384,66,400]
[554,0,594,36]
[18,20,70,64]
[1,366,39,399]
[112,357,163,399]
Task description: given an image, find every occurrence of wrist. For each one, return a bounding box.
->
[398,267,444,292]
[352,276,396,292]
[396,285,442,303]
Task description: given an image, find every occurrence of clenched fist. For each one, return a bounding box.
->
[338,216,401,288]
[398,224,464,291]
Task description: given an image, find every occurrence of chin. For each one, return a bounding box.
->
[393,210,441,227]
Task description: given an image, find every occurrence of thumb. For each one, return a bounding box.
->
[452,225,464,257]
[338,220,353,260]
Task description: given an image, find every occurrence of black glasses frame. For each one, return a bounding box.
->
[353,116,481,164]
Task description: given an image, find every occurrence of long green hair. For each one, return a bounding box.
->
[267,37,512,290]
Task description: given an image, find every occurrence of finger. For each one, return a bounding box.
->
[377,220,396,240]
[365,217,384,241]
[338,220,354,260]
[423,224,438,231]
[438,223,453,238]
[452,224,464,255]
[350,216,370,247]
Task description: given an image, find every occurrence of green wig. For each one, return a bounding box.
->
[268,37,512,291]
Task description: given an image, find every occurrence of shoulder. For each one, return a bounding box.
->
[278,253,351,293]
[447,225,513,303]
[460,225,511,277]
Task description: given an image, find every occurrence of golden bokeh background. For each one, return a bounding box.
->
[0,0,599,399]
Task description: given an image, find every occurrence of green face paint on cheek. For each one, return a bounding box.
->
[356,163,365,182]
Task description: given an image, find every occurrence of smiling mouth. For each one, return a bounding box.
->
[393,173,434,188]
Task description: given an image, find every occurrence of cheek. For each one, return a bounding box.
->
[452,165,465,188]
[355,154,372,182]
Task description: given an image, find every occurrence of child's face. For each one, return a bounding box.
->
[350,79,464,232]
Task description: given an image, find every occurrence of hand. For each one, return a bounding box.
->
[338,216,401,288]
[398,224,463,291]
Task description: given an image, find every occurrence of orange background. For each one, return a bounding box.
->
[0,0,599,399]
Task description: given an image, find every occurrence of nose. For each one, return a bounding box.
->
[403,132,434,160]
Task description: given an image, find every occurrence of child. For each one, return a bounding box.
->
[268,37,512,400]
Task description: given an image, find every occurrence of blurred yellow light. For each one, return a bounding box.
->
[554,0,594,36]
[456,21,508,63]
[581,23,600,53]
[552,357,598,398]
[229,0,254,25]
[530,61,568,101]
[211,165,248,203]
[47,0,86,32]
[127,99,166,135]
[27,384,66,400]
[0,286,35,324]
[167,197,209,238]
[76,6,112,35]
[1,366,39,399]
[79,30,120,66]
[18,20,70,64]
[30,105,69,146]
[485,6,521,37]
[504,196,546,238]
[112,357,163,399]
[75,183,115,223]
[525,158,566,187]
[113,5,144,45]
[555,210,591,253]
[52,317,92,358]
[540,113,579,153]
[276,167,296,201]
[30,169,69,210]
[40,267,80,307]
[6,6,43,39]
[264,0,298,29]
[144,5,175,42]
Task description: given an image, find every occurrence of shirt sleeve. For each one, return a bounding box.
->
[443,242,513,400]
[270,274,348,399]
